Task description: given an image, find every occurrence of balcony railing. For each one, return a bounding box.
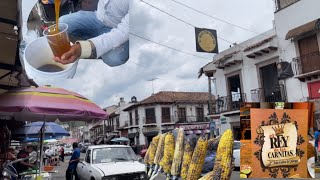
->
[251,85,286,102]
[292,51,320,76]
[105,125,114,132]
[211,93,246,114]
[162,115,172,123]
[143,117,156,124]
[142,115,208,124]
[175,115,208,123]
[274,0,299,12]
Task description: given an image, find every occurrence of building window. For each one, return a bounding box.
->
[145,108,156,124]
[129,112,133,126]
[297,35,320,74]
[196,107,204,122]
[178,108,186,123]
[275,0,299,11]
[161,107,171,123]
[116,118,119,128]
[135,109,139,125]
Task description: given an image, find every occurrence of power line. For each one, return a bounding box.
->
[168,0,264,36]
[130,32,212,60]
[140,0,247,48]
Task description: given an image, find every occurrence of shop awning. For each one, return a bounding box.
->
[285,18,320,40]
[185,129,210,135]
[144,131,158,137]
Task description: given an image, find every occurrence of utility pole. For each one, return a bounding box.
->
[147,78,158,94]
[208,76,212,114]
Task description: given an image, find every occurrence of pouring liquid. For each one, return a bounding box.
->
[54,0,60,33]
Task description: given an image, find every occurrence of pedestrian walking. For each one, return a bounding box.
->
[59,146,65,162]
[66,142,80,180]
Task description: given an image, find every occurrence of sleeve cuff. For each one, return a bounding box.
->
[76,41,92,59]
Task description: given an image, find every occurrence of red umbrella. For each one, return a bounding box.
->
[0,86,107,122]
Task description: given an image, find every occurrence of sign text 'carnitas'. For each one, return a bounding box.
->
[260,122,300,168]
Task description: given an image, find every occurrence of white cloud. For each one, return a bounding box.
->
[35,0,274,108]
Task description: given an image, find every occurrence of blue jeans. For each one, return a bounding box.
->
[59,11,129,67]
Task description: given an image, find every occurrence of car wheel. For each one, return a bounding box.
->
[90,177,95,180]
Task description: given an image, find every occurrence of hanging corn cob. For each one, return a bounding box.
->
[147,135,160,177]
[144,146,151,173]
[171,128,185,179]
[180,141,193,180]
[181,134,198,180]
[159,132,175,180]
[198,171,214,180]
[151,133,167,177]
[202,129,234,180]
[186,135,208,180]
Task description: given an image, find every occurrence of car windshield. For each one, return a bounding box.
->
[92,147,137,164]
[233,141,240,150]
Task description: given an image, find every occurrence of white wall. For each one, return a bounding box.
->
[132,103,209,145]
[274,0,320,101]
[211,30,279,102]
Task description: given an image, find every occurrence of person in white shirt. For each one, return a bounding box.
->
[54,0,129,67]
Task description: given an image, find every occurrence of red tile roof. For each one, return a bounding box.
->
[124,91,214,111]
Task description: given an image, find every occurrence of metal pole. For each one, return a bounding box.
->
[208,76,212,114]
[103,119,106,144]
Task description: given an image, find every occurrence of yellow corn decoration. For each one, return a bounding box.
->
[148,135,160,165]
[171,128,185,176]
[144,146,150,164]
[198,171,214,180]
[211,129,234,180]
[186,136,208,180]
[180,140,193,179]
[154,134,166,165]
[160,132,175,174]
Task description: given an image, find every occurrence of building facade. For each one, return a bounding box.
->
[201,0,320,137]
[124,91,213,145]
[274,0,320,101]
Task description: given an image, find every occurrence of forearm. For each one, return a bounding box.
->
[89,13,129,58]
[70,158,80,163]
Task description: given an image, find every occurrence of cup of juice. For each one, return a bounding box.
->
[43,23,71,58]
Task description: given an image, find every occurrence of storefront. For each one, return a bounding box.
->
[128,132,139,144]
[175,123,210,135]
[142,126,159,145]
[161,124,174,134]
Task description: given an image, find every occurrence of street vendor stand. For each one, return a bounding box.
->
[0,86,108,179]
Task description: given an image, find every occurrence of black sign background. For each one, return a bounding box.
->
[195,27,219,53]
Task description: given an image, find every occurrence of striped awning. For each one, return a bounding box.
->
[0,86,108,122]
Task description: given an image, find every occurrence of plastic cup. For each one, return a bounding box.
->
[43,23,71,58]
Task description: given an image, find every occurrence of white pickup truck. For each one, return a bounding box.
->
[76,145,147,180]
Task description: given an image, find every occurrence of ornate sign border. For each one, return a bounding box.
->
[253,112,305,178]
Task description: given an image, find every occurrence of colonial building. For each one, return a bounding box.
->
[88,105,118,143]
[123,91,213,145]
[200,0,320,138]
[105,97,137,143]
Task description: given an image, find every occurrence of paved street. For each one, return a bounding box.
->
[50,153,241,180]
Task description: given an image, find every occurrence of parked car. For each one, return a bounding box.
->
[76,145,147,180]
[64,147,73,156]
[233,141,240,167]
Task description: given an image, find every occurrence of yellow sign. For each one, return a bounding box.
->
[198,30,216,52]
[195,28,218,53]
